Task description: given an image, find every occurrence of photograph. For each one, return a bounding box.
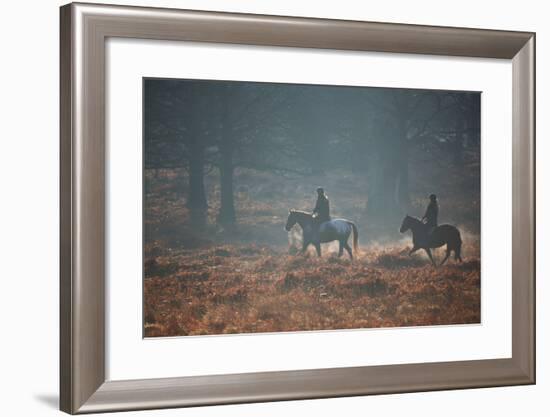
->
[143,78,481,337]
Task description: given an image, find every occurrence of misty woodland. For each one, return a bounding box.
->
[143,79,481,337]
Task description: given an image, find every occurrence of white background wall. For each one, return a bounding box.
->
[0,0,545,416]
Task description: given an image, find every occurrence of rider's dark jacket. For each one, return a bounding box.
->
[422,200,439,229]
[313,194,331,224]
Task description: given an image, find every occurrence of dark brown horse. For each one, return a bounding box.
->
[399,215,462,266]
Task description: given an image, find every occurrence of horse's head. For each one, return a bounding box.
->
[399,215,413,233]
[285,210,297,231]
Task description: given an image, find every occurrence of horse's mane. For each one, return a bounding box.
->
[290,209,312,216]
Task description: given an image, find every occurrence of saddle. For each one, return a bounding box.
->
[311,215,330,240]
[421,222,436,246]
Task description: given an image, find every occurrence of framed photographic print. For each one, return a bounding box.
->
[60,2,535,414]
[142,78,484,338]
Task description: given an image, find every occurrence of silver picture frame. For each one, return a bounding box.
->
[60,2,535,414]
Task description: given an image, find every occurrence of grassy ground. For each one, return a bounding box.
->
[144,240,480,337]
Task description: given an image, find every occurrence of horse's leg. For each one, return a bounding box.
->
[409,246,419,256]
[425,248,436,266]
[440,247,451,266]
[454,244,463,262]
[301,239,309,255]
[315,242,322,257]
[344,242,353,260]
[338,240,344,257]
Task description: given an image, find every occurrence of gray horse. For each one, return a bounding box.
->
[285,210,358,259]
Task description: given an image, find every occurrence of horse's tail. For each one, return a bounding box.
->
[348,221,359,252]
[455,228,463,261]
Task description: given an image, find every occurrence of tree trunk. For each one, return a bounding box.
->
[366,156,399,221]
[365,118,402,229]
[397,160,410,208]
[396,121,410,209]
[187,138,207,226]
[217,137,236,226]
[306,130,325,176]
[351,139,369,174]
[452,115,465,166]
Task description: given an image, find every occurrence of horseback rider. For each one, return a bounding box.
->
[312,187,330,241]
[421,194,439,235]
[313,187,330,223]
